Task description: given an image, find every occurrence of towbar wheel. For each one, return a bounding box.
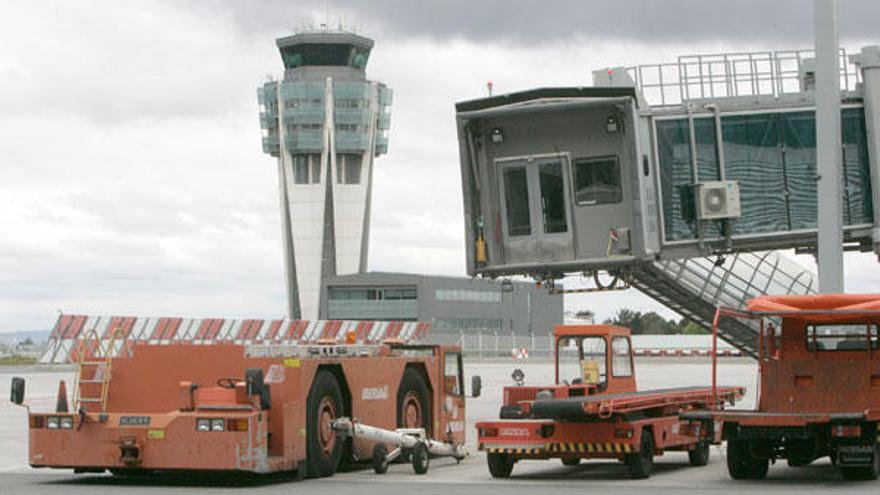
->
[412,442,429,474]
[372,444,389,474]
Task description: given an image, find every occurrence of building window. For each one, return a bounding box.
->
[336,154,363,184]
[434,318,502,331]
[329,286,416,301]
[573,156,622,205]
[434,289,501,303]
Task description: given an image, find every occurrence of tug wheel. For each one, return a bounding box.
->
[688,441,711,466]
[397,368,431,430]
[626,429,654,479]
[839,443,880,480]
[487,452,515,478]
[306,370,344,478]
[726,438,768,480]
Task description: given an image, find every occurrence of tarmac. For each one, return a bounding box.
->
[2,360,877,493]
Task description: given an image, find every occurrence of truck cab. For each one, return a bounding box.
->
[685,294,880,481]
[499,325,635,419]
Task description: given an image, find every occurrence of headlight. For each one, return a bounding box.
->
[196,419,210,432]
[47,417,60,429]
[60,417,74,429]
[211,419,225,432]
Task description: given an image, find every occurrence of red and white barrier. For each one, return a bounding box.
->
[510,347,529,360]
[41,314,433,364]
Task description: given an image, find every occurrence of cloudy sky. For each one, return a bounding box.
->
[2,0,880,333]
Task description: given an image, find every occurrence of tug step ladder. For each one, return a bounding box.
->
[629,251,817,358]
[72,324,126,412]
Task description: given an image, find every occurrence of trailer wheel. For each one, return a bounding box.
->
[306,370,344,478]
[726,438,768,480]
[688,441,710,467]
[412,442,430,475]
[839,444,880,480]
[561,457,580,466]
[487,452,515,478]
[372,444,389,474]
[625,429,654,479]
[397,368,431,430]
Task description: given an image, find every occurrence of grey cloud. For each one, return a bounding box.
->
[195,0,880,46]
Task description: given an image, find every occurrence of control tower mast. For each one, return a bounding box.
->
[258,31,392,319]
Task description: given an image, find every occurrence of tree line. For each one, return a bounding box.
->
[601,309,707,335]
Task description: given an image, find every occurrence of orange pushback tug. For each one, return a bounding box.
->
[10,330,478,478]
[681,294,880,480]
[476,325,742,479]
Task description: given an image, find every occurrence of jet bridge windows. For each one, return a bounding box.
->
[655,107,873,242]
[502,166,531,237]
[573,156,622,205]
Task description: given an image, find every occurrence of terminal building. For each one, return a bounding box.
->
[319,272,562,335]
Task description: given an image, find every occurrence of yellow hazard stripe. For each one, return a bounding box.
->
[485,447,544,455]
[545,442,635,455]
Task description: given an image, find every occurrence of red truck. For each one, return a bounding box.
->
[10,324,478,478]
[681,294,880,480]
[476,324,742,479]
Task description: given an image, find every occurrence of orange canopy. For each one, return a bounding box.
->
[743,294,880,322]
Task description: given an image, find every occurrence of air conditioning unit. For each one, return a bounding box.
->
[697,180,741,220]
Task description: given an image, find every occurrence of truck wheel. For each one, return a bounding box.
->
[727,438,768,480]
[397,368,431,431]
[487,452,515,478]
[839,444,880,480]
[372,444,389,474]
[306,370,344,478]
[688,441,710,466]
[412,442,430,474]
[561,457,580,466]
[626,429,654,479]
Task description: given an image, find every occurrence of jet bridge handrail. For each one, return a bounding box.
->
[624,48,861,107]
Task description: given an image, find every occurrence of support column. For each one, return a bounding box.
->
[814,0,844,292]
[851,46,880,260]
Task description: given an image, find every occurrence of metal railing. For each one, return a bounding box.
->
[627,48,861,107]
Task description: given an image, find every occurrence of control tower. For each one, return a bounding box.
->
[258,30,392,319]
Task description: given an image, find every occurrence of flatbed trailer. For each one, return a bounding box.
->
[10,326,479,478]
[680,294,880,481]
[476,325,742,479]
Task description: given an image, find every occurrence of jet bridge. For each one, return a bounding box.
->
[455,46,880,355]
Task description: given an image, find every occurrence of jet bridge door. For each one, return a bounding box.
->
[496,153,575,264]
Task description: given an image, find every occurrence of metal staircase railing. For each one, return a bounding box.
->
[629,251,817,358]
[72,324,127,412]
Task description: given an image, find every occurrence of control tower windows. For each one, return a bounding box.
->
[502,167,531,236]
[573,156,622,205]
[293,154,322,184]
[280,43,372,69]
[538,160,568,234]
[335,154,363,184]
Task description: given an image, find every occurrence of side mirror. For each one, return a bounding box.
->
[471,375,482,398]
[10,377,25,405]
